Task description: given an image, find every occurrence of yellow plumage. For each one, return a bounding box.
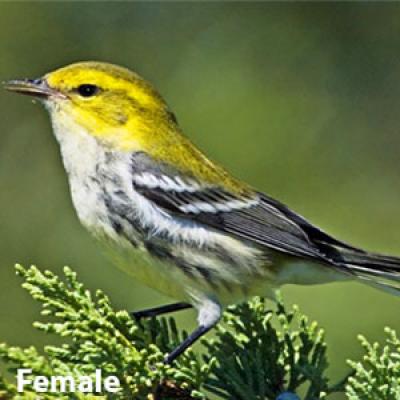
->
[46,62,250,194]
[5,61,400,364]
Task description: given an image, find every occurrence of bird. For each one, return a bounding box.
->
[5,61,400,364]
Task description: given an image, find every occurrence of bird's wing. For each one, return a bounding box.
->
[131,153,353,264]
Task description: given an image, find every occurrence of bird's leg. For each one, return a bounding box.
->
[131,302,192,320]
[153,300,222,399]
[153,326,216,400]
[164,323,215,364]
[164,299,222,364]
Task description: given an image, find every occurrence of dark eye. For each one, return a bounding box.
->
[76,84,99,97]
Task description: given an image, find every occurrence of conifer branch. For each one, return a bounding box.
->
[0,265,397,399]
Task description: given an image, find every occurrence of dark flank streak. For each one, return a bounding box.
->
[145,241,189,276]
[103,183,240,291]
[196,266,221,291]
[174,258,198,281]
[110,219,123,235]
[144,240,197,280]
[144,241,172,260]
[102,191,142,247]
[144,240,222,289]
[212,243,244,267]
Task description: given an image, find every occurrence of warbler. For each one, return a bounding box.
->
[5,61,400,364]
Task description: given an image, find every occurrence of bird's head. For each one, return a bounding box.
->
[4,61,178,150]
[5,61,250,194]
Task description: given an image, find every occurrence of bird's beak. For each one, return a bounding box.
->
[3,78,65,99]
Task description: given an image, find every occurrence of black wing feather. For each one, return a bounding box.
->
[133,174,337,263]
[194,196,330,261]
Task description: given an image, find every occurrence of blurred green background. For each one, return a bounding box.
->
[1,2,400,398]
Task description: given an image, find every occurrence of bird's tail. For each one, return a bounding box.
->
[339,249,400,295]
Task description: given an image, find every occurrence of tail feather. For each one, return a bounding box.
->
[264,192,400,295]
[339,250,400,295]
